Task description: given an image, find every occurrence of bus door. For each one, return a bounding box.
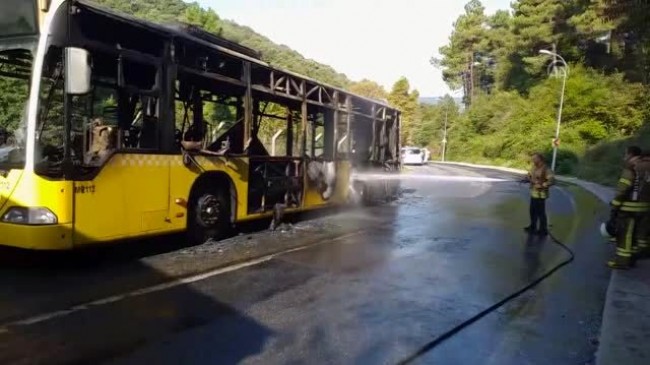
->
[73,88,170,243]
[303,110,339,207]
[247,156,303,214]
[246,101,304,214]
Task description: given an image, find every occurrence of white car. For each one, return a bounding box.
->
[401,147,425,165]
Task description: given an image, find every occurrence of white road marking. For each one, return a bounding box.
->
[0,230,365,334]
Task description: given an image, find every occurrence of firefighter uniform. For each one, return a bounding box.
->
[526,164,555,234]
[609,155,650,269]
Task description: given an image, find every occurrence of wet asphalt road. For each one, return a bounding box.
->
[0,164,612,365]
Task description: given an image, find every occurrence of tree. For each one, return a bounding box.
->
[181,3,222,34]
[483,10,514,91]
[429,0,650,181]
[512,0,565,50]
[348,79,387,101]
[509,0,584,90]
[412,95,460,153]
[91,0,352,88]
[432,0,489,99]
[388,77,420,145]
[571,0,650,84]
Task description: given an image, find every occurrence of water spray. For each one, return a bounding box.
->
[351,171,515,183]
[394,173,575,365]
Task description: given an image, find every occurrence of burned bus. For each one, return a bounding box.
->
[0,0,400,249]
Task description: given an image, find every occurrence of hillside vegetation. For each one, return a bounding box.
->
[92,0,350,87]
[430,0,650,185]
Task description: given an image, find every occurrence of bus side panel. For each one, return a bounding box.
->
[303,160,350,207]
[332,160,351,203]
[73,154,171,244]
[303,176,326,208]
[167,156,250,229]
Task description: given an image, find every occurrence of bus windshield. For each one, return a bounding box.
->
[0,0,38,38]
[0,48,33,169]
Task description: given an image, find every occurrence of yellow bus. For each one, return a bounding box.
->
[0,0,401,250]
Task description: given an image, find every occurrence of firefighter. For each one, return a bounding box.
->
[640,151,650,258]
[523,153,555,236]
[607,146,650,269]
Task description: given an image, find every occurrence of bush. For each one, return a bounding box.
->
[436,66,649,185]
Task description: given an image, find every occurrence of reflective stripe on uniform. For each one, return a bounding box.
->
[611,199,622,207]
[621,202,650,208]
[616,201,650,213]
[616,248,633,257]
[619,206,650,213]
[531,189,548,199]
[618,178,632,186]
[615,217,636,258]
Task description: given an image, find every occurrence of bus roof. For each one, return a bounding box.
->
[76,0,396,111]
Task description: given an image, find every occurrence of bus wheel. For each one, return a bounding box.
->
[187,186,231,245]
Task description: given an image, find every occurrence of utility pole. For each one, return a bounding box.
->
[469,53,474,105]
[552,43,558,77]
[441,109,448,162]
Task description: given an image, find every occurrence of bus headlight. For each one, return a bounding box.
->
[1,207,58,225]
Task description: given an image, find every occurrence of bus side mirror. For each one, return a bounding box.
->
[39,0,51,11]
[65,47,91,95]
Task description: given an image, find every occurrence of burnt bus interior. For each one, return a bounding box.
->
[39,1,399,213]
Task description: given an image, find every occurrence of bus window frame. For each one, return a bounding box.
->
[45,0,402,180]
[52,4,181,181]
[59,50,170,180]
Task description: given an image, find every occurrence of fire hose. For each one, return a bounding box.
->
[396,182,576,364]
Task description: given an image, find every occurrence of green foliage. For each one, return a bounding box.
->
[92,0,187,22]
[388,77,420,145]
[0,76,28,133]
[432,0,489,91]
[411,95,460,157]
[91,0,350,88]
[436,0,650,96]
[442,66,647,182]
[348,79,387,101]
[427,0,650,185]
[181,3,221,34]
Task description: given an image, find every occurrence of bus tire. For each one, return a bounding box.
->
[187,184,231,245]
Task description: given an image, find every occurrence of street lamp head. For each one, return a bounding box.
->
[539,49,553,56]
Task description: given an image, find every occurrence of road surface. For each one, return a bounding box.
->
[0,164,612,365]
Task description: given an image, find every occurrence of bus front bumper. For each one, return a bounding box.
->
[0,223,74,250]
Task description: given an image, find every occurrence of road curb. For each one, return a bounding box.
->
[433,161,649,365]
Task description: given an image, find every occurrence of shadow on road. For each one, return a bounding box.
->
[0,194,275,364]
[0,264,273,365]
[0,197,362,364]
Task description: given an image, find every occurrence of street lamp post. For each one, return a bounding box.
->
[539,49,568,172]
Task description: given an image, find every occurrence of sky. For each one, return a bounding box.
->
[197,0,512,97]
